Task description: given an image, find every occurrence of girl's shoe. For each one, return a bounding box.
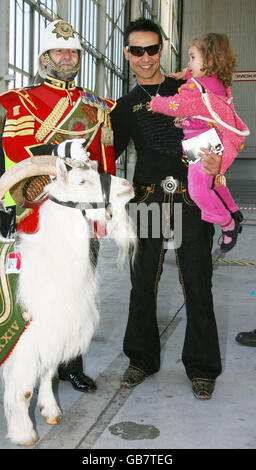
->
[220,218,242,252]
[231,210,244,223]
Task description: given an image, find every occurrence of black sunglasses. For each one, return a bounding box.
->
[126,44,161,57]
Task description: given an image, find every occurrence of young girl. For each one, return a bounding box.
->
[150,33,249,252]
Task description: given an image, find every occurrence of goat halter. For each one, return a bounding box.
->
[48,173,112,219]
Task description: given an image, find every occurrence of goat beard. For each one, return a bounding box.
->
[43,52,81,81]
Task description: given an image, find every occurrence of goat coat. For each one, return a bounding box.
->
[151,70,249,174]
[0,242,29,366]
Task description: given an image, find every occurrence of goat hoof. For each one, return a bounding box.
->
[45,415,62,425]
[12,431,39,447]
[23,438,38,447]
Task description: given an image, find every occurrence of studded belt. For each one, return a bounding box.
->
[134,176,186,195]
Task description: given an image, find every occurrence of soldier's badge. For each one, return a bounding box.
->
[68,117,89,134]
[52,21,75,40]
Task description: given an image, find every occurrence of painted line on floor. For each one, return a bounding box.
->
[35,308,183,450]
[78,313,183,449]
[217,259,256,266]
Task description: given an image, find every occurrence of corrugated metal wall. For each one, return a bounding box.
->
[181,0,256,182]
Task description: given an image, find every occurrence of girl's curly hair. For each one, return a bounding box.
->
[190,33,237,87]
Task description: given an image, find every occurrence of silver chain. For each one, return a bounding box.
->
[137,77,164,99]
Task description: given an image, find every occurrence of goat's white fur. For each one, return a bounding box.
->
[2,159,136,446]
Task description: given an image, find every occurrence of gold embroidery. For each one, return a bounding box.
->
[4,116,35,137]
[13,90,37,109]
[5,122,35,132]
[45,75,76,91]
[6,116,35,125]
[24,144,44,157]
[20,96,100,138]
[16,209,33,224]
[132,103,144,112]
[35,97,70,142]
[3,129,34,138]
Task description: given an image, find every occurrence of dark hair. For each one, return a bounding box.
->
[124,17,163,46]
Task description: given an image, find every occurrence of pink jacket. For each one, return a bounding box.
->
[151,73,249,174]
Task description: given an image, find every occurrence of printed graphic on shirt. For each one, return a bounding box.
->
[135,98,183,154]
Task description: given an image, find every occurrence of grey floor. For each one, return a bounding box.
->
[0,177,255,454]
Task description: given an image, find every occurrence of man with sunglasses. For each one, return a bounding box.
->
[111,18,222,400]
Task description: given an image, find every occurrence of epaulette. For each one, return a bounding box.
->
[0,87,38,109]
[0,83,40,96]
[77,86,95,95]
[79,87,116,113]
[102,97,116,112]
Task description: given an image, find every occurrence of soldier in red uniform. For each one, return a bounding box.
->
[0,20,116,392]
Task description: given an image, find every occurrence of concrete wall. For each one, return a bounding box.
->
[181,0,256,181]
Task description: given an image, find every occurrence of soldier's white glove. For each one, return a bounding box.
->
[52,139,90,167]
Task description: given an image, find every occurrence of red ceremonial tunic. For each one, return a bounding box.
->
[0,77,116,233]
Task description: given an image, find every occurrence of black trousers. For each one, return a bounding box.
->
[124,183,222,380]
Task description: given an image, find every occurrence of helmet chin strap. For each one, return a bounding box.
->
[42,51,81,81]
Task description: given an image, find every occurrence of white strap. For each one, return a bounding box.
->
[191,77,204,92]
[191,78,250,137]
[193,115,217,124]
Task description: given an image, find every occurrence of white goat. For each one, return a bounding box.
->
[1,158,136,446]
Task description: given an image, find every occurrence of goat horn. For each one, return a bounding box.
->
[0,155,57,202]
[0,233,15,244]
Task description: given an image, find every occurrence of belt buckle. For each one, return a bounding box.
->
[160,176,178,194]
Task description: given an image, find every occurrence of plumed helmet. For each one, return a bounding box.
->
[38,20,83,78]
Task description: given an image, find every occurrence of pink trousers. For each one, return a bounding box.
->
[188,162,239,225]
